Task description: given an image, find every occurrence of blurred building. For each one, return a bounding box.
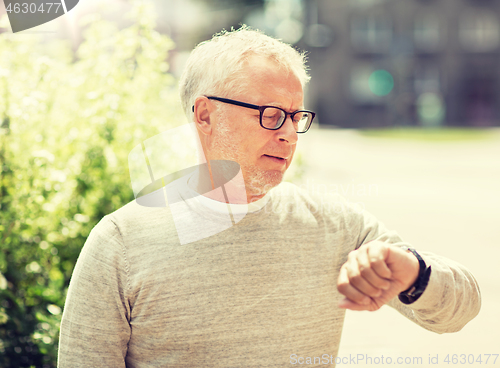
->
[3,0,500,128]
[300,0,500,128]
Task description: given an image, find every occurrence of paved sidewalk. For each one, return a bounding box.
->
[294,128,500,367]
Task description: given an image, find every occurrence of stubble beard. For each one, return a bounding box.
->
[210,115,284,200]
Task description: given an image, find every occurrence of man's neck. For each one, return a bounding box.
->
[187,167,270,204]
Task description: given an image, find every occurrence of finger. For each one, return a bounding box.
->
[356,247,391,291]
[338,297,381,312]
[344,257,383,298]
[337,266,371,305]
[338,297,374,311]
[366,243,392,279]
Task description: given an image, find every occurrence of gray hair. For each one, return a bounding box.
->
[179,25,310,121]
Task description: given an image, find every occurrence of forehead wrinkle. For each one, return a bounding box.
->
[240,78,303,110]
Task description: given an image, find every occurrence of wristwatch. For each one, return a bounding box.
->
[398,246,432,304]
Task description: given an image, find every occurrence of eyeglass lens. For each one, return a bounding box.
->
[261,107,312,132]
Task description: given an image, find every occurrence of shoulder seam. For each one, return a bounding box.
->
[108,215,133,302]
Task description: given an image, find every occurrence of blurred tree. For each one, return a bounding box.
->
[0,1,183,367]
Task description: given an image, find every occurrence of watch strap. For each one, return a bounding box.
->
[398,247,432,304]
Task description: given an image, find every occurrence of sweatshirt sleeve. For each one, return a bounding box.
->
[387,252,481,334]
[349,203,481,334]
[58,215,131,368]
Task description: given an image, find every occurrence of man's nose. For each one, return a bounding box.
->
[277,115,298,144]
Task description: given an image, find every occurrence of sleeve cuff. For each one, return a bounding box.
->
[397,254,443,310]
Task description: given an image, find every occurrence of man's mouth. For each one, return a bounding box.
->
[263,154,289,166]
[263,154,287,161]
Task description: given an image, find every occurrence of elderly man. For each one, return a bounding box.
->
[58,27,481,367]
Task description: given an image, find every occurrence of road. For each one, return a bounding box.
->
[294,128,500,367]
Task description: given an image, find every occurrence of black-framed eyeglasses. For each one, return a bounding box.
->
[196,96,316,133]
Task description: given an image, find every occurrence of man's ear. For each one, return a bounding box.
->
[193,97,214,136]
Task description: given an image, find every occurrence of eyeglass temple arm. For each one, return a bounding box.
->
[191,96,261,113]
[207,97,261,110]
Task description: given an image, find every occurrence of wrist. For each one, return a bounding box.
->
[403,250,420,290]
[398,247,432,304]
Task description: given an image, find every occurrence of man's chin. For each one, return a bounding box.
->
[245,170,284,198]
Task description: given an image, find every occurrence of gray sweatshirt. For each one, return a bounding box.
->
[58,182,481,367]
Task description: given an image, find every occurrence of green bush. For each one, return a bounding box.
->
[0,2,183,366]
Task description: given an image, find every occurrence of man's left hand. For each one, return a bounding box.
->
[337,241,420,311]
